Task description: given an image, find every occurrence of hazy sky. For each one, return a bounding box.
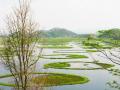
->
[0,0,120,34]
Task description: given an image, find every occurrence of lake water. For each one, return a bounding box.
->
[0,42,119,90]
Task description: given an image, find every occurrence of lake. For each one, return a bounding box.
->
[0,42,119,90]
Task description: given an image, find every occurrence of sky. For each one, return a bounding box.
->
[0,0,120,34]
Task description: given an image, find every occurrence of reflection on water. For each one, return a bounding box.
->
[105,68,120,90]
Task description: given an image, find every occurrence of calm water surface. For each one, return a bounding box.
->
[0,42,119,90]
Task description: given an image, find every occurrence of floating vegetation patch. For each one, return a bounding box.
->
[82,46,95,49]
[100,46,113,49]
[53,50,86,53]
[0,73,89,87]
[44,62,70,69]
[56,50,84,51]
[38,45,72,49]
[44,61,114,70]
[43,54,64,56]
[32,73,89,86]
[86,49,98,52]
[83,46,112,49]
[66,54,88,58]
[42,54,88,59]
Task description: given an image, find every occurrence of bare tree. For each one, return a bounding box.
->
[90,39,120,65]
[99,42,120,65]
[0,0,43,90]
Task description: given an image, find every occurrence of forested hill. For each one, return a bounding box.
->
[37,28,78,38]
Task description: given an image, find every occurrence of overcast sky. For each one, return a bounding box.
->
[0,0,120,34]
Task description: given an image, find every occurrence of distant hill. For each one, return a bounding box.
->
[37,28,78,38]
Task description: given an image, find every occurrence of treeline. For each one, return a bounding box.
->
[98,28,120,40]
[1,28,120,39]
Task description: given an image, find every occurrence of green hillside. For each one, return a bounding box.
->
[37,28,78,38]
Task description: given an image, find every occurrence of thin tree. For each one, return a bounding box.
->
[94,29,120,65]
[0,0,43,90]
[98,41,120,65]
[89,38,120,65]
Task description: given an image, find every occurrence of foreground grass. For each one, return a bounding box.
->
[0,72,89,87]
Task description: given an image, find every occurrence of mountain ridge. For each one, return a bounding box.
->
[37,28,78,38]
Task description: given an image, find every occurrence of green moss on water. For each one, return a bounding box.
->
[44,62,70,69]
[39,45,72,49]
[54,51,86,53]
[0,72,89,87]
[42,54,88,59]
[32,73,89,86]
[67,54,88,58]
[44,61,114,70]
[95,63,114,69]
[83,46,94,49]
[86,50,98,52]
[43,54,63,56]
